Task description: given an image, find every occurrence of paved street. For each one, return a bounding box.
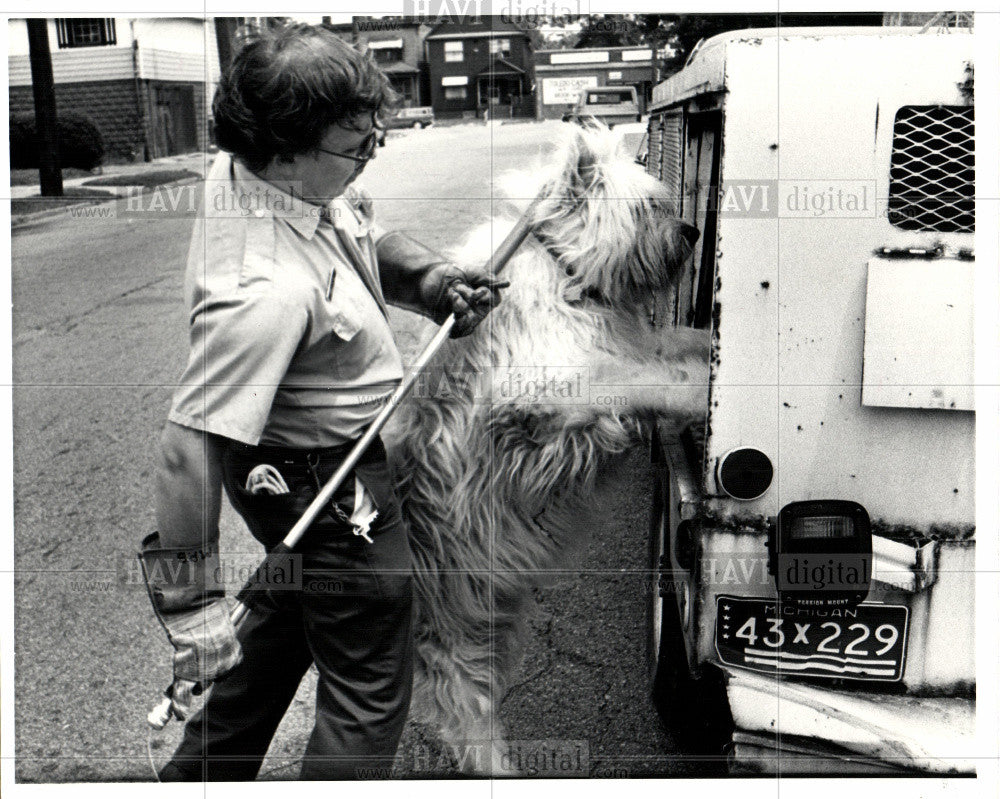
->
[11,120,714,781]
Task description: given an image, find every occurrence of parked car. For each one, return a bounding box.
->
[566,86,640,128]
[385,106,435,129]
[644,24,975,776]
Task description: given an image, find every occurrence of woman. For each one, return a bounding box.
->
[138,22,502,781]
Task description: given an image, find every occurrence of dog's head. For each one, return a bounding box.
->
[525,122,699,304]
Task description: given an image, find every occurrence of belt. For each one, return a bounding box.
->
[227,436,387,468]
[225,438,385,544]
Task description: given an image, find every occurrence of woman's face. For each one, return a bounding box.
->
[265,114,378,205]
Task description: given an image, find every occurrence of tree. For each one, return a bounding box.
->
[534,12,887,79]
[573,14,645,49]
[569,14,784,78]
[524,25,548,53]
[655,14,789,73]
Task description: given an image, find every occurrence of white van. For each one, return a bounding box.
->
[644,25,976,775]
[569,86,640,128]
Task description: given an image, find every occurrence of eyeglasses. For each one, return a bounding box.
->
[315,129,380,164]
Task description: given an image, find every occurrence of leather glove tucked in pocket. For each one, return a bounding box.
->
[138,532,243,720]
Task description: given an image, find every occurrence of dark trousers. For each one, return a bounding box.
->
[160,438,414,781]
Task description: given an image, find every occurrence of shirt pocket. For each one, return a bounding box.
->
[330,309,362,342]
[324,264,364,342]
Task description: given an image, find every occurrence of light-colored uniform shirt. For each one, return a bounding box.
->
[168,152,404,448]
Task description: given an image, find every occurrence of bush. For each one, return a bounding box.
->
[8,114,34,169]
[9,112,105,171]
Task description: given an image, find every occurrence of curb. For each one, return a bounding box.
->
[11,176,203,230]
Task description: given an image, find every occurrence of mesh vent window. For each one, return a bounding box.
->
[647,112,683,215]
[888,105,974,233]
[660,113,683,216]
[647,117,662,180]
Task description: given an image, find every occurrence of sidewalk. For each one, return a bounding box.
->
[9,151,211,200]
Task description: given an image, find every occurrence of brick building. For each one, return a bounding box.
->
[424,20,534,119]
[322,16,433,108]
[8,17,220,162]
[533,45,656,121]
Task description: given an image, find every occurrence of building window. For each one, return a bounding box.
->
[887,105,974,233]
[56,18,117,48]
[393,77,414,105]
[489,38,511,57]
[373,47,402,64]
[444,41,463,62]
[444,87,467,100]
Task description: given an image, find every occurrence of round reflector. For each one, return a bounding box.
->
[716,447,773,500]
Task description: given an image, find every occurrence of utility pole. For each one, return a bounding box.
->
[27,18,62,196]
[214,17,242,73]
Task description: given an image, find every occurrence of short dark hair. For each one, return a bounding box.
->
[213,22,398,172]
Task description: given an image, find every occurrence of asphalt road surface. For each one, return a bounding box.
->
[11,120,718,781]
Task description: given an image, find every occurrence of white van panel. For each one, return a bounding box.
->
[700,34,975,527]
[862,258,975,411]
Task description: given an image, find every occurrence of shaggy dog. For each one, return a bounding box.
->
[386,124,710,773]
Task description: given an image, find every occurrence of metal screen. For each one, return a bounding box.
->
[888,105,974,233]
[647,115,662,180]
[659,112,684,216]
[646,111,683,216]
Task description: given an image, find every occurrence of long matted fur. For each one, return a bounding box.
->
[385,124,710,771]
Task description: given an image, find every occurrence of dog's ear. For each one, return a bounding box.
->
[575,147,598,191]
[568,126,600,195]
[672,221,700,264]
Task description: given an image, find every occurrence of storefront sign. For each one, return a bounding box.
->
[542,75,598,105]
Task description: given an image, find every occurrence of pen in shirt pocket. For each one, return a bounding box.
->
[326,268,335,300]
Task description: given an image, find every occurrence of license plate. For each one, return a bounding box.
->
[715,596,909,681]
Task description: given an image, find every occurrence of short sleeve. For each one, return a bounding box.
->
[168,291,309,445]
